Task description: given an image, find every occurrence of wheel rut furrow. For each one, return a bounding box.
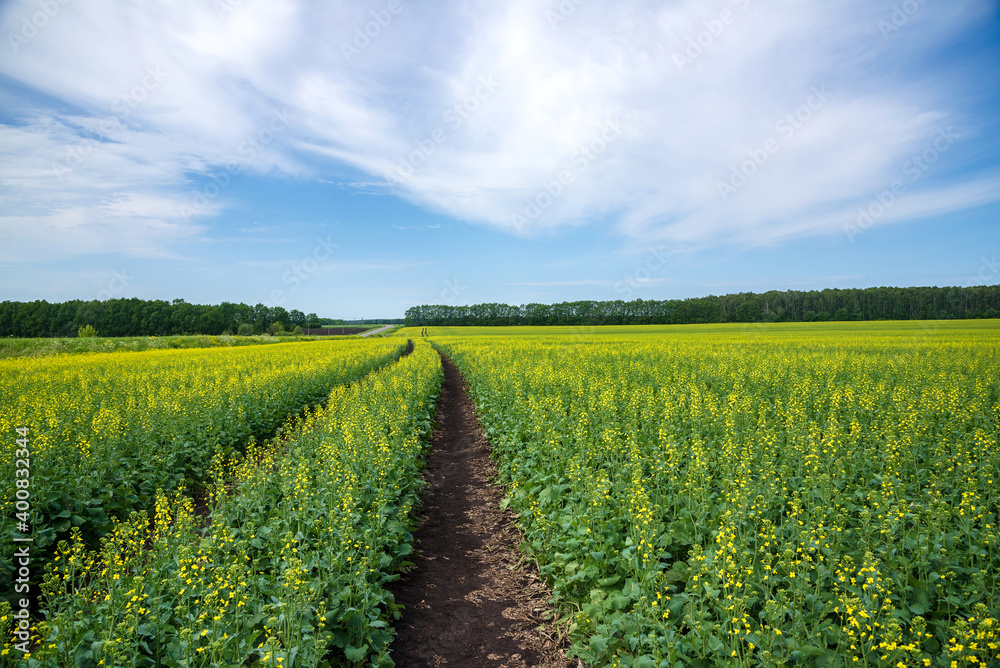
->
[389,352,572,668]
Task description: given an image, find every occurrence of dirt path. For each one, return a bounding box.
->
[389,353,573,668]
[359,324,394,337]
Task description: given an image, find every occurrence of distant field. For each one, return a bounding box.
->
[399,319,999,339]
[302,326,371,335]
[0,333,326,359]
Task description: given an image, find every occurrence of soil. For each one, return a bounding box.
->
[302,326,371,336]
[389,353,574,668]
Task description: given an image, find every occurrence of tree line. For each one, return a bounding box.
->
[0,298,344,338]
[404,284,1000,327]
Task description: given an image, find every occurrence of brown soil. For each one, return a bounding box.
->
[301,326,371,336]
[389,353,574,668]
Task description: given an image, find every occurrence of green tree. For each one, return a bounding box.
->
[734,300,761,323]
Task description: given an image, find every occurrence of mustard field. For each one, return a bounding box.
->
[1,338,434,666]
[1,339,408,560]
[10,341,441,667]
[430,321,999,667]
[2,321,998,667]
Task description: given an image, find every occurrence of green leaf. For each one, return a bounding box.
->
[909,596,930,615]
[344,644,369,662]
[607,594,631,611]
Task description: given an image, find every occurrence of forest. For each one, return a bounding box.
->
[404,284,1000,326]
[3,284,997,337]
[0,298,332,338]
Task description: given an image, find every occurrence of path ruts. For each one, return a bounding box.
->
[389,353,573,668]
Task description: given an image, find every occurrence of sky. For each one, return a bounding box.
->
[0,0,998,319]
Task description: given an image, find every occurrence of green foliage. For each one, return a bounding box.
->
[435,324,1000,666]
[0,334,336,359]
[237,323,254,336]
[0,298,342,338]
[0,340,409,601]
[733,300,761,322]
[404,284,1000,326]
[28,342,442,667]
[77,324,98,338]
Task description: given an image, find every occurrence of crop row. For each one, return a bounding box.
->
[435,326,1000,667]
[1,339,408,588]
[2,340,442,667]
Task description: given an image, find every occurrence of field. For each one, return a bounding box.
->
[0,338,439,665]
[421,321,1000,667]
[0,334,324,360]
[2,321,998,666]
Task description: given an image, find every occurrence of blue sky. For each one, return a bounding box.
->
[1,0,998,319]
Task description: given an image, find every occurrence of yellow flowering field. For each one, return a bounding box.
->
[2,340,441,667]
[0,339,407,589]
[432,322,1000,667]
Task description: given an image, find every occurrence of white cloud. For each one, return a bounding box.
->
[0,0,996,261]
[0,120,206,261]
